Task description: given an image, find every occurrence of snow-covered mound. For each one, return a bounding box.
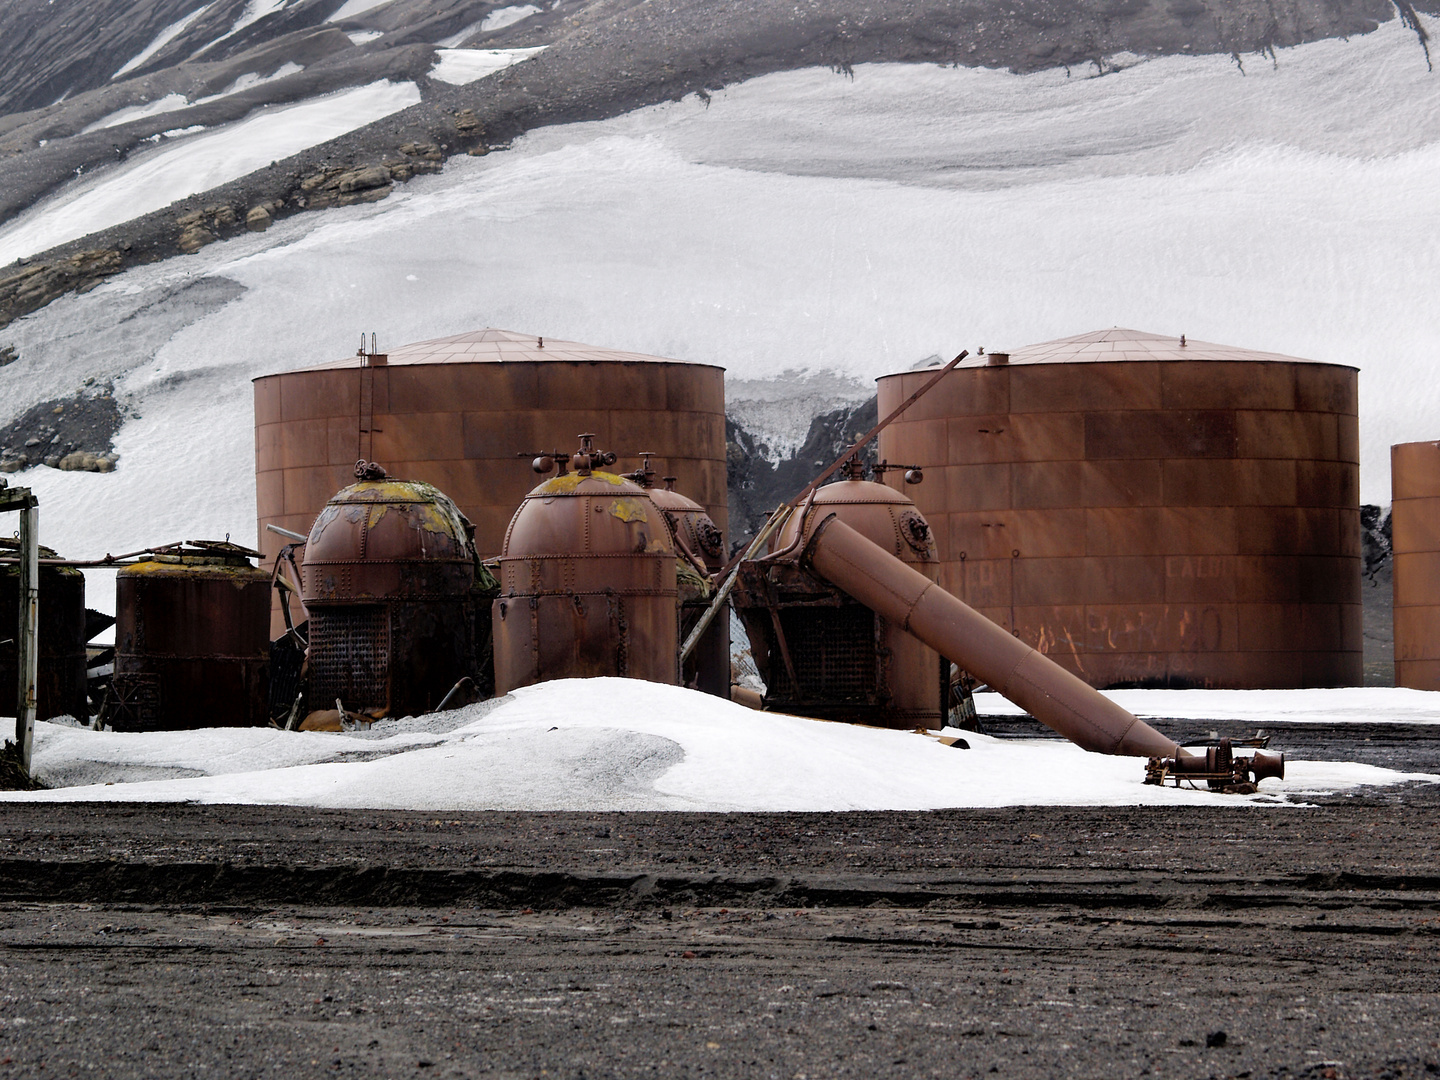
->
[2,21,1438,585]
[1,680,1430,810]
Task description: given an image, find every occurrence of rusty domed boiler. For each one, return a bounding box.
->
[0,539,88,722]
[494,437,678,693]
[301,464,491,717]
[111,541,270,730]
[733,460,947,729]
[624,455,730,698]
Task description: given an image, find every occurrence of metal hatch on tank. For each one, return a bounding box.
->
[622,453,730,698]
[300,461,494,718]
[732,457,947,729]
[493,435,679,694]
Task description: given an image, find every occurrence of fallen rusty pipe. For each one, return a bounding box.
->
[803,515,1180,758]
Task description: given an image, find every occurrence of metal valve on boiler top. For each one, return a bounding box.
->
[526,434,619,477]
[871,459,925,486]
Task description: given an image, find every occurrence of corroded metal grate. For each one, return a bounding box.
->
[309,606,389,712]
[773,606,876,701]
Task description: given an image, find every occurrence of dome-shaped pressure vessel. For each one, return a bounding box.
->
[734,462,946,729]
[494,438,678,693]
[301,465,488,717]
[625,458,729,697]
[112,541,270,730]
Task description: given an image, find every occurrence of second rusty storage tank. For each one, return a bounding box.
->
[877,329,1361,690]
[301,465,491,717]
[1391,440,1440,690]
[494,437,678,693]
[254,328,726,635]
[110,541,270,730]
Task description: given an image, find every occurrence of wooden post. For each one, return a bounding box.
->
[16,498,38,774]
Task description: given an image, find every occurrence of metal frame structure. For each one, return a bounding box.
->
[1,484,38,776]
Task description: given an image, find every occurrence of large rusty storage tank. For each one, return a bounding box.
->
[1391,441,1440,689]
[733,461,946,728]
[0,539,88,721]
[301,465,489,717]
[111,542,270,730]
[494,438,678,693]
[254,328,727,634]
[877,329,1362,690]
[624,455,730,697]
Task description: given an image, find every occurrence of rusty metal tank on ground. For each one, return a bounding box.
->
[253,328,726,634]
[0,539,88,721]
[1391,441,1440,690]
[494,438,678,694]
[301,465,489,716]
[877,329,1362,690]
[626,456,729,697]
[734,462,946,728]
[111,541,269,730]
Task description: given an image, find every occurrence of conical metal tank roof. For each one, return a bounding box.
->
[300,327,719,370]
[926,328,1352,370]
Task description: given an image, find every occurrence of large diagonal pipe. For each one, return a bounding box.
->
[804,515,1182,758]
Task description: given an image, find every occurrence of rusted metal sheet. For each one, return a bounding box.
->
[300,464,488,717]
[111,542,270,730]
[624,456,729,697]
[877,329,1362,690]
[733,465,946,729]
[1392,440,1440,689]
[493,439,678,693]
[0,537,87,724]
[253,329,727,638]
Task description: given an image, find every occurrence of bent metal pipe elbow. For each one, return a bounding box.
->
[802,515,1180,759]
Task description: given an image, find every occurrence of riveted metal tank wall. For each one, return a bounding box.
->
[493,444,678,694]
[1392,441,1440,690]
[253,329,727,636]
[0,539,87,721]
[733,469,946,728]
[112,542,270,730]
[300,469,488,717]
[627,459,730,698]
[876,330,1362,690]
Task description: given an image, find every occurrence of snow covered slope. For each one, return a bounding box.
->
[1,20,1437,596]
[2,680,1429,809]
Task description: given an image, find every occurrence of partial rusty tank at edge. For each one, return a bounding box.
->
[112,541,270,730]
[301,464,487,717]
[625,455,730,698]
[494,437,678,693]
[734,461,946,729]
[1392,441,1440,689]
[0,539,88,721]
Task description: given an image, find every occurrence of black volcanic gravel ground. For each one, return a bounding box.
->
[1,767,1439,1079]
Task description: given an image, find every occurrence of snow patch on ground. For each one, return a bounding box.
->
[328,0,399,21]
[482,5,540,32]
[0,79,421,268]
[81,65,307,134]
[112,3,217,79]
[429,47,547,86]
[975,686,1440,726]
[1,681,1428,810]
